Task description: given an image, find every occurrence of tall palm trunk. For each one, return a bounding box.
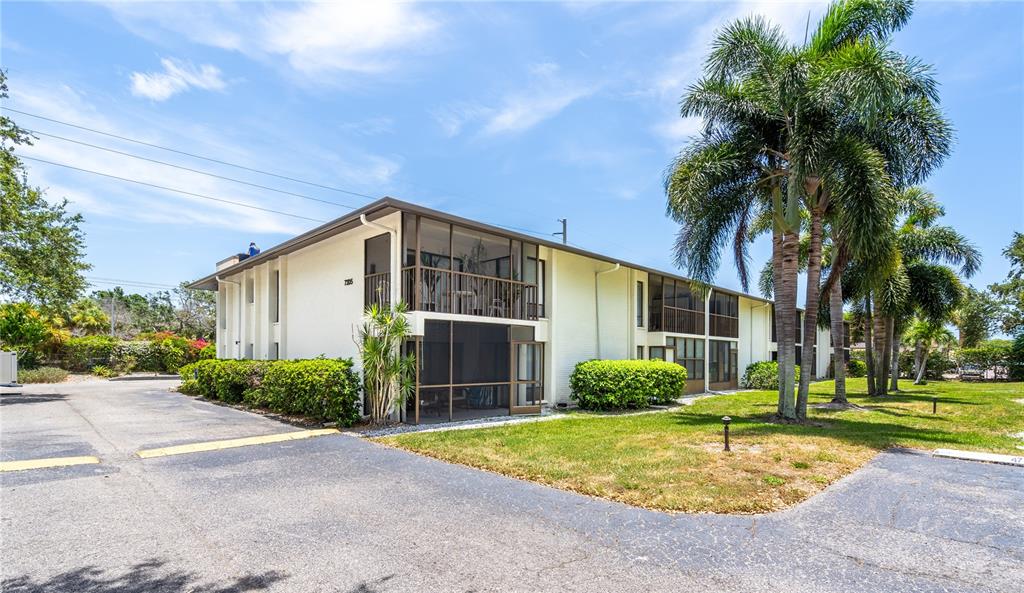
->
[914,344,929,384]
[796,211,824,420]
[777,230,799,420]
[889,320,901,392]
[829,272,847,404]
[864,294,877,396]
[913,339,924,380]
[873,305,889,396]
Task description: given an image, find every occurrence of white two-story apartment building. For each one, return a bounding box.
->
[189,197,835,424]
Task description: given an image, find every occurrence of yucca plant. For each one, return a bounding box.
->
[358,302,415,426]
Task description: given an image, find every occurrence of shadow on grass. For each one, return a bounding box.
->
[670,410,987,450]
[1,559,287,593]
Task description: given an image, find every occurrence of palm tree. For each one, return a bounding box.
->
[667,0,943,420]
[862,187,978,394]
[905,317,955,384]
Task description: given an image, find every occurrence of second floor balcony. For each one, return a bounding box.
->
[402,267,541,320]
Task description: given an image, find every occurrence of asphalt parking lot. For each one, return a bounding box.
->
[2,380,1022,593]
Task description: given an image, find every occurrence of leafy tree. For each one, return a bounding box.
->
[953,286,1001,348]
[0,71,90,312]
[68,298,111,335]
[990,232,1024,336]
[665,0,946,420]
[172,282,216,339]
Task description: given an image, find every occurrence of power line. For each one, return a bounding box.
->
[20,155,327,223]
[87,276,178,289]
[27,129,362,210]
[4,107,378,200]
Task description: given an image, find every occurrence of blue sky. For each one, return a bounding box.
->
[2,1,1022,302]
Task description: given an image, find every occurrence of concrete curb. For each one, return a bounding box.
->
[933,448,1024,467]
[109,374,180,382]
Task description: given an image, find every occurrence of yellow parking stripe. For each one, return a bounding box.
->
[0,455,101,472]
[136,428,339,459]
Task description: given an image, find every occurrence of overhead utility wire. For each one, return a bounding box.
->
[27,129,361,210]
[6,109,624,251]
[4,107,377,200]
[87,276,178,289]
[20,156,327,223]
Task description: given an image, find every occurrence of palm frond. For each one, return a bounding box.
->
[809,0,913,56]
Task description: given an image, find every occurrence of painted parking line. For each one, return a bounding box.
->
[136,428,339,459]
[0,455,101,472]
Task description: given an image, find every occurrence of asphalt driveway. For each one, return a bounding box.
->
[2,380,1021,593]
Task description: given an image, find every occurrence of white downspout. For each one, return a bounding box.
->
[217,275,242,359]
[594,263,620,359]
[360,214,399,307]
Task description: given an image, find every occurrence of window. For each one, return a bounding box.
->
[245,343,254,359]
[246,278,255,304]
[637,346,644,359]
[709,292,738,338]
[270,342,279,360]
[636,281,644,327]
[649,346,666,361]
[270,270,280,323]
[667,337,704,380]
[452,225,511,278]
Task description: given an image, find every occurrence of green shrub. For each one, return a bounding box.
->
[0,303,50,369]
[846,359,867,377]
[91,365,117,378]
[569,359,687,411]
[111,341,162,373]
[248,359,361,426]
[1009,333,1024,381]
[178,359,270,403]
[63,335,118,371]
[741,361,800,390]
[198,343,216,360]
[179,358,360,426]
[20,366,69,383]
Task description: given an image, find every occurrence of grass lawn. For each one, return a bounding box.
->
[378,379,1024,514]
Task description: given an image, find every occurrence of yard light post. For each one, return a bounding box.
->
[722,416,731,452]
[932,396,937,414]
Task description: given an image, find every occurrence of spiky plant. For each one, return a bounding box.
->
[358,302,415,426]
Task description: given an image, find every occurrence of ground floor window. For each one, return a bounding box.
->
[405,320,543,424]
[666,337,704,380]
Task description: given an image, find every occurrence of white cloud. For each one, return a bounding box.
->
[653,116,704,143]
[104,2,441,81]
[6,80,397,235]
[129,58,227,101]
[436,62,597,138]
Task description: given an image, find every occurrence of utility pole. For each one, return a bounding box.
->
[554,218,567,245]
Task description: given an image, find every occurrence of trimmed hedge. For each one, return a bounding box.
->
[846,359,867,378]
[741,361,801,390]
[179,358,360,426]
[569,359,687,411]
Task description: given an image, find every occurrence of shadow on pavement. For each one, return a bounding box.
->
[0,393,68,406]
[1,559,287,593]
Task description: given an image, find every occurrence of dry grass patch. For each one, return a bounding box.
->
[380,380,1024,514]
